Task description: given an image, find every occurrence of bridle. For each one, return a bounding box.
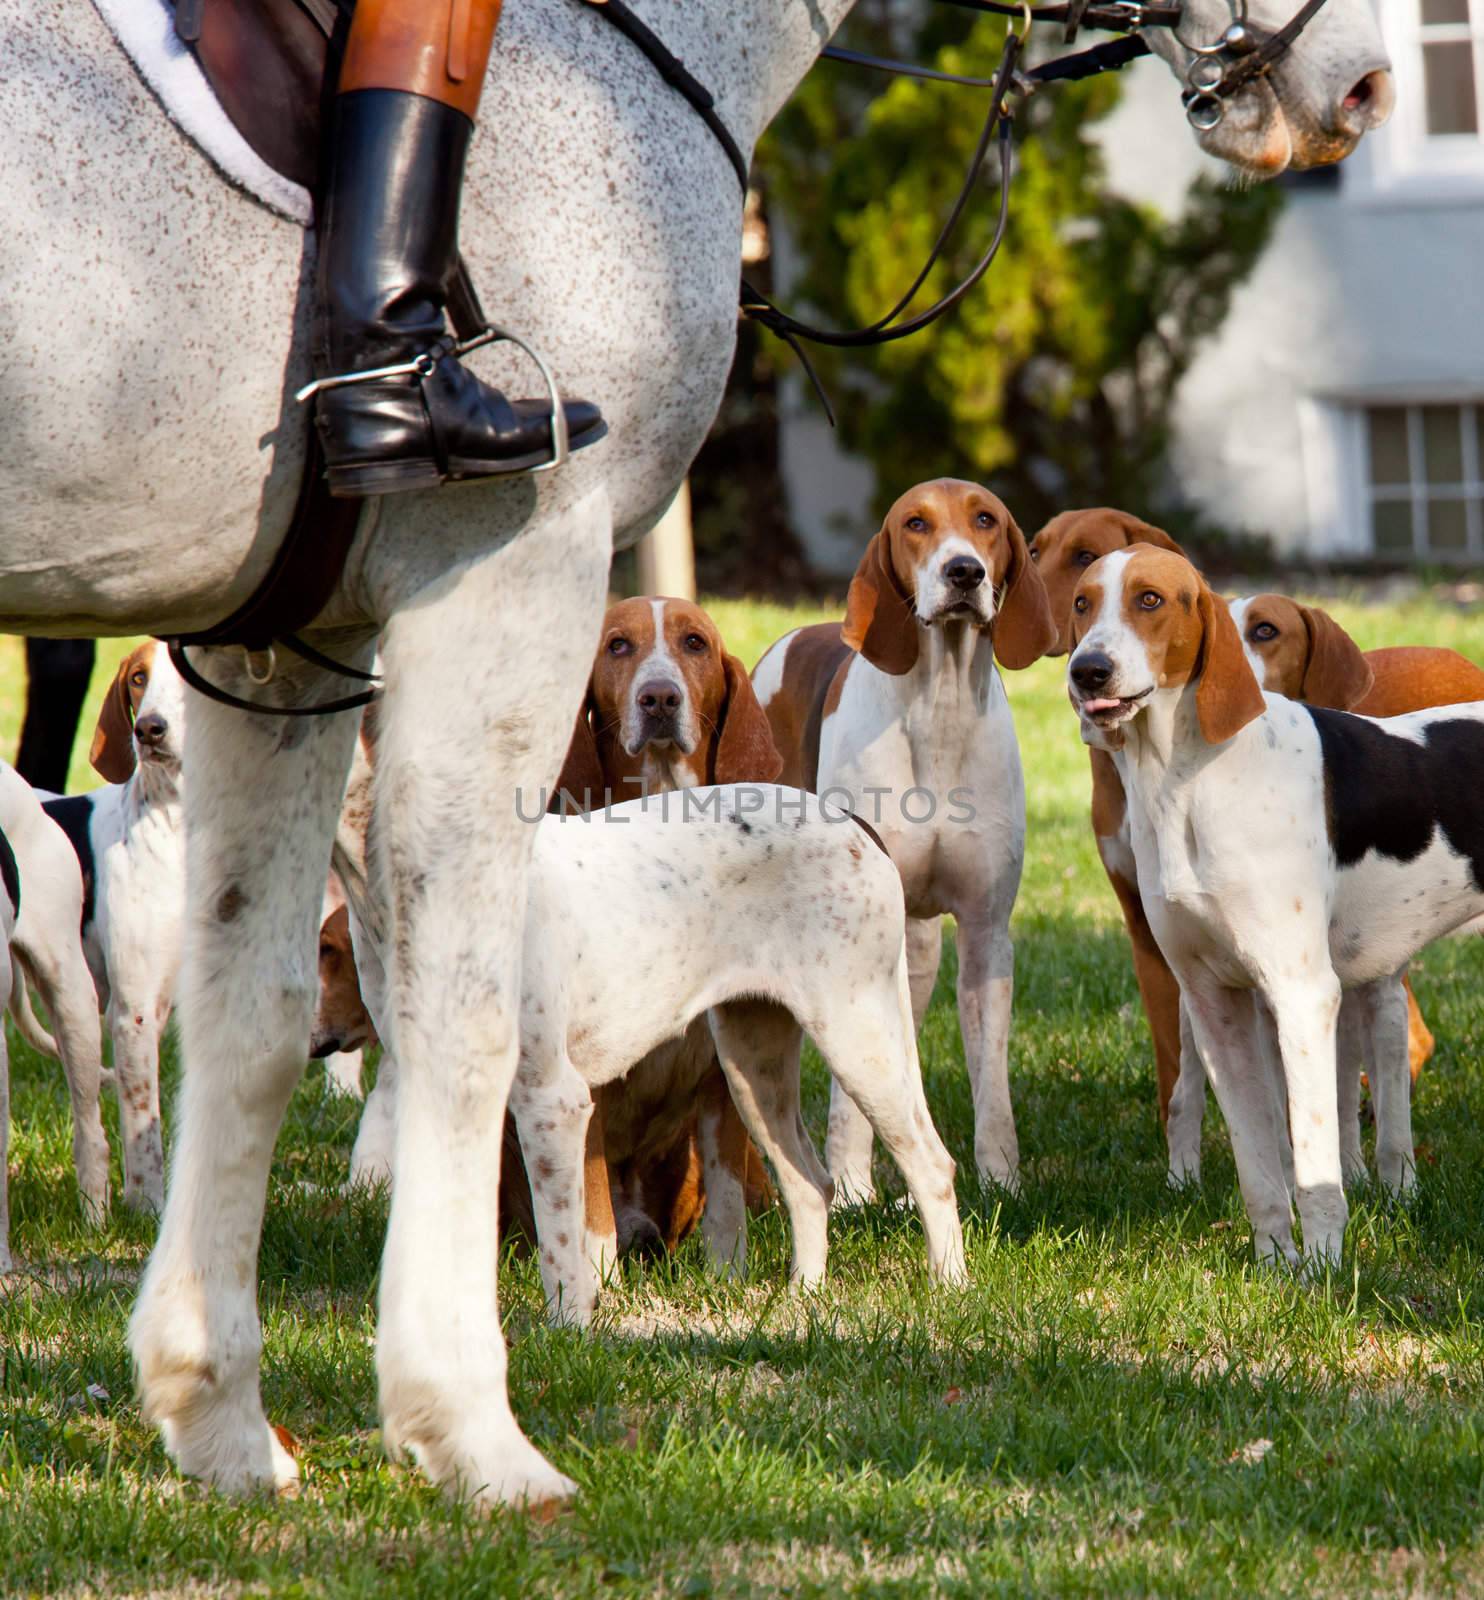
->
[1171,0,1337,129]
[817,0,1339,130]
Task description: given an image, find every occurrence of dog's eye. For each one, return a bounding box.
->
[905,516,927,533]
[975,511,993,528]
[1075,550,1096,567]
[1073,595,1090,614]
[130,671,148,687]
[1029,546,1040,563]
[1138,591,1163,611]
[683,633,708,653]
[1251,622,1279,643]
[607,636,632,656]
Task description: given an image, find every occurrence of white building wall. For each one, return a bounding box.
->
[1102,49,1484,558]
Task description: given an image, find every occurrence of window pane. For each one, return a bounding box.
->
[1423,404,1465,483]
[1368,407,1411,485]
[1428,497,1470,550]
[1421,0,1469,23]
[1424,43,1479,134]
[1373,499,1416,553]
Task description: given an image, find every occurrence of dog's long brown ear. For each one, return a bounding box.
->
[714,653,783,784]
[1195,583,1267,744]
[1114,512,1188,559]
[842,527,919,675]
[89,655,139,784]
[1299,602,1374,711]
[994,515,1058,670]
[550,692,605,813]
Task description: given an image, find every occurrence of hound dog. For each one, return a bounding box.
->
[1030,508,1201,1124]
[335,781,966,1322]
[549,596,780,1263]
[1066,546,1484,1265]
[0,764,110,1270]
[1034,509,1477,1152]
[41,641,186,1211]
[753,479,1055,1197]
[518,786,966,1323]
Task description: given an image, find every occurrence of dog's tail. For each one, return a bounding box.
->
[8,953,59,1060]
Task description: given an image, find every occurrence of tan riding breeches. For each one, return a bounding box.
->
[340,0,505,118]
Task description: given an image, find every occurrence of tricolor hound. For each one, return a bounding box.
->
[42,641,186,1211]
[1066,546,1484,1266]
[753,479,1055,1196]
[1033,508,1479,1156]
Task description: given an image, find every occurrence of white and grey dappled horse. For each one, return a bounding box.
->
[0,0,1391,1508]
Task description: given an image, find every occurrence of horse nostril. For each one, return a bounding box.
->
[1340,67,1394,129]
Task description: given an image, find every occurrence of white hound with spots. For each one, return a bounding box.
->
[753,479,1055,1198]
[41,642,187,1213]
[1066,546,1484,1267]
[337,779,967,1324]
[516,787,966,1322]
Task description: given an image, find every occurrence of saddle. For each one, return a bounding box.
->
[172,0,338,192]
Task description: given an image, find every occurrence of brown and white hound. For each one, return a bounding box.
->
[40,642,187,1213]
[753,479,1056,1196]
[1066,546,1484,1265]
[550,595,780,1265]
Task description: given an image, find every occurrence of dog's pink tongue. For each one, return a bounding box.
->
[1082,697,1121,714]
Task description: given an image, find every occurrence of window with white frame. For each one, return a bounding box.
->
[1363,402,1484,557]
[1420,0,1483,134]
[1360,0,1484,191]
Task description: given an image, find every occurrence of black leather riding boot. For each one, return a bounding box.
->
[311,89,605,498]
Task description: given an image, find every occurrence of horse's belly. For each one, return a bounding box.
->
[0,0,309,635]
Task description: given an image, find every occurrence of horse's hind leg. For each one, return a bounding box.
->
[707,999,833,1285]
[370,486,609,1507]
[130,642,370,1495]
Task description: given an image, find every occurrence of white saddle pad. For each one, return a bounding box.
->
[91,0,314,226]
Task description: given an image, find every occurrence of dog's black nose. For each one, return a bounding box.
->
[134,713,168,746]
[636,679,682,717]
[943,556,986,592]
[1070,653,1114,693]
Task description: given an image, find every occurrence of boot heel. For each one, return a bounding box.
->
[326,459,444,498]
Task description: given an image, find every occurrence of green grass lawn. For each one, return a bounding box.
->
[3,590,1484,1597]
